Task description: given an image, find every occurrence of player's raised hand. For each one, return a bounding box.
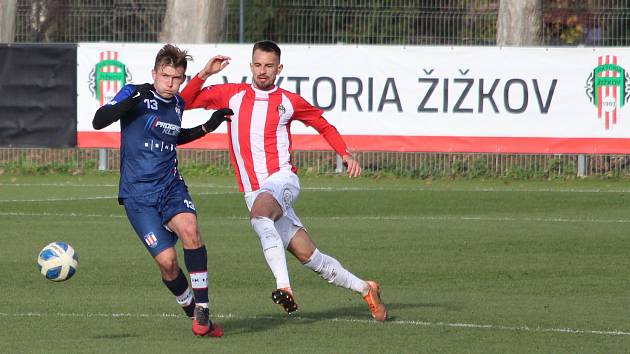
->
[342,155,362,178]
[198,55,231,80]
[203,108,234,133]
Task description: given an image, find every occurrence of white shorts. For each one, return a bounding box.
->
[244,170,304,248]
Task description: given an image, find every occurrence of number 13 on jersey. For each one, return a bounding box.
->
[144,99,158,110]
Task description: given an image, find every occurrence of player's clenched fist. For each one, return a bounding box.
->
[202,108,234,133]
[133,83,154,100]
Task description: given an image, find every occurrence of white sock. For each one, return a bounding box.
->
[251,216,291,289]
[303,248,368,295]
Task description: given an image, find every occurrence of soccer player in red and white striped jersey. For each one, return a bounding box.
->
[181,40,387,322]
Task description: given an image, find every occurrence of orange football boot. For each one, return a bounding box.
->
[363,281,387,322]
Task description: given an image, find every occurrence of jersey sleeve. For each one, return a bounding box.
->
[180,76,233,110]
[289,93,351,157]
[108,84,135,106]
[288,93,324,123]
[92,84,140,129]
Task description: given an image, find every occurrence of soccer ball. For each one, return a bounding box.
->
[37,242,79,282]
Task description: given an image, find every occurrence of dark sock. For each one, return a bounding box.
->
[184,246,210,304]
[162,269,196,318]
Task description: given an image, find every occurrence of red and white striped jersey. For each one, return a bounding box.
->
[182,76,350,192]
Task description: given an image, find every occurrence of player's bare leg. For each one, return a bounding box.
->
[154,247,197,319]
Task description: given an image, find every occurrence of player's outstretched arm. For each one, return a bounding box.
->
[177,108,233,145]
[342,155,362,178]
[306,115,359,177]
[197,55,231,81]
[92,84,153,129]
[181,56,229,110]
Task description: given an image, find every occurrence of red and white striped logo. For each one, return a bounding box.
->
[587,55,629,130]
[88,50,131,107]
[143,232,158,248]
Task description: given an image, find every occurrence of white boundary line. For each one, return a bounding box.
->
[0,183,233,189]
[3,182,630,194]
[2,185,630,204]
[2,211,630,224]
[0,191,240,203]
[0,311,628,337]
[0,211,127,218]
[0,183,119,187]
[0,196,117,203]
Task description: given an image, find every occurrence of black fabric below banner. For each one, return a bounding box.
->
[0,44,77,148]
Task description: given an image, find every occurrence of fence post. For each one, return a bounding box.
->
[239,0,245,43]
[577,154,586,177]
[98,148,108,171]
[335,155,343,173]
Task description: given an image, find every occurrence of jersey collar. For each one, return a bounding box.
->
[152,90,175,103]
[251,84,278,95]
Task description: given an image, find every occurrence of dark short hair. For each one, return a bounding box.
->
[252,40,281,60]
[154,44,192,71]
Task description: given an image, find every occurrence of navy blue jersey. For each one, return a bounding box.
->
[108,84,186,198]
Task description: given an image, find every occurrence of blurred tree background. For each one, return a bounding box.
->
[6,0,630,46]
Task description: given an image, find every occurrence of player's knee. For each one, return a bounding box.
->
[250,193,282,220]
[250,207,273,220]
[181,232,203,249]
[177,222,199,241]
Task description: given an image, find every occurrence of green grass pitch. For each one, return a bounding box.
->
[2,174,630,353]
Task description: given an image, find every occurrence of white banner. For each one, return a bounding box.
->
[77,43,630,153]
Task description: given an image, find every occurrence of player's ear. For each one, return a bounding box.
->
[277,63,283,75]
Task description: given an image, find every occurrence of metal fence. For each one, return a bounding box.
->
[2,148,630,178]
[14,0,630,46]
[8,0,630,177]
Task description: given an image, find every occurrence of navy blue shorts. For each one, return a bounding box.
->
[123,180,197,257]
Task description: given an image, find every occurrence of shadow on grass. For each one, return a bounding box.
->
[221,301,455,335]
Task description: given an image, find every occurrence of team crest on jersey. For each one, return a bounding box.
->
[143,232,158,248]
[282,188,293,210]
[277,104,286,115]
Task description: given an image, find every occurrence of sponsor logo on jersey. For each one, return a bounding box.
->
[155,121,179,135]
[146,115,180,137]
[88,51,133,106]
[143,232,158,248]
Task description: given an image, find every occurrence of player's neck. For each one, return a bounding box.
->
[251,83,277,93]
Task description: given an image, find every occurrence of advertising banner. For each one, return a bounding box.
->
[0,44,77,148]
[77,44,630,153]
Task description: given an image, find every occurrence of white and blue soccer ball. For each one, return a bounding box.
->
[37,242,79,282]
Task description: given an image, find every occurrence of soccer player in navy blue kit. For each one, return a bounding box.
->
[92,44,232,337]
